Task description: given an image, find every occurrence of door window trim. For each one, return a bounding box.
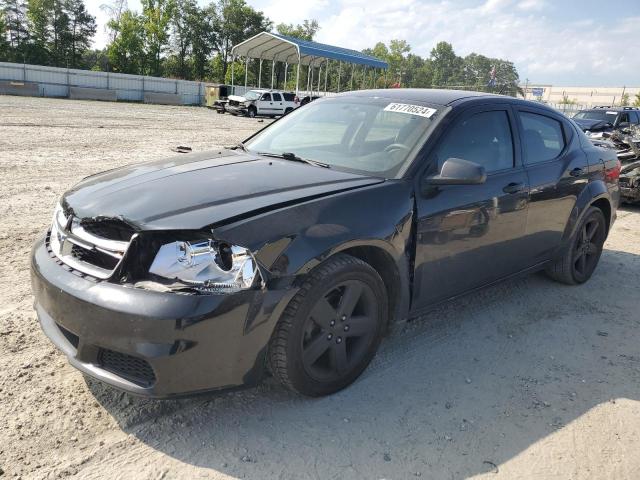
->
[514,107,570,166]
[423,104,521,179]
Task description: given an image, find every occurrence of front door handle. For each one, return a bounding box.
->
[503,182,526,194]
[569,167,584,177]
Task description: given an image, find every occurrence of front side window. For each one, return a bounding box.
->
[245,97,440,178]
[260,93,272,101]
[434,110,514,173]
[519,112,565,164]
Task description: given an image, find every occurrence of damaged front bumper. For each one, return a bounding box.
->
[30,235,294,398]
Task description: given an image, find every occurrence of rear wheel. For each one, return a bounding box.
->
[268,254,387,396]
[546,206,607,284]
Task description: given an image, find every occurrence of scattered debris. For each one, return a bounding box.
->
[483,460,499,474]
[383,453,391,462]
[597,330,609,337]
[171,145,192,153]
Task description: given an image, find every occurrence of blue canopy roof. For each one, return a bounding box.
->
[231,32,388,69]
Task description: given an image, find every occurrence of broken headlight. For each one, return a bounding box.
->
[147,239,260,294]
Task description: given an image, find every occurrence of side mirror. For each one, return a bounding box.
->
[423,157,487,187]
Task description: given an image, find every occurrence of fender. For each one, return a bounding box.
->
[561,179,612,246]
[215,180,416,323]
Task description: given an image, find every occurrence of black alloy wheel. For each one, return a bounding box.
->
[572,212,605,282]
[268,254,387,396]
[546,206,607,285]
[301,280,378,381]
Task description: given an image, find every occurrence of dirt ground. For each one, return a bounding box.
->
[1,95,640,480]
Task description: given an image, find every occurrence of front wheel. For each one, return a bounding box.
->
[247,107,257,118]
[546,206,607,284]
[268,254,387,396]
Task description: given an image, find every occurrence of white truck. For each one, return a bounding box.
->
[226,89,299,118]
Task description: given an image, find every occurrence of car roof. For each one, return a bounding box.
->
[337,88,499,106]
[579,107,639,112]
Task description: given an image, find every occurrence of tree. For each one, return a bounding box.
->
[3,0,30,61]
[106,9,145,73]
[276,19,318,40]
[430,41,463,87]
[620,92,630,106]
[65,0,96,67]
[634,92,640,108]
[26,0,50,63]
[0,5,10,60]
[189,2,215,80]
[213,0,271,80]
[100,0,127,43]
[141,0,174,76]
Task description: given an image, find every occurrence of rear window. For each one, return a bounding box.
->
[282,92,295,101]
[520,112,565,164]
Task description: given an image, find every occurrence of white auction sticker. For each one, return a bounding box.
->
[384,103,437,118]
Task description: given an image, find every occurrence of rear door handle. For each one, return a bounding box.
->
[569,167,584,177]
[503,182,526,194]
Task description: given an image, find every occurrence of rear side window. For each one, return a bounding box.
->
[630,112,639,124]
[435,110,514,173]
[282,93,295,101]
[272,93,282,101]
[519,112,565,164]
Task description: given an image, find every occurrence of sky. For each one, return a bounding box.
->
[85,0,640,86]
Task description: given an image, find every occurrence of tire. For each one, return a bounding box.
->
[268,254,388,396]
[248,107,257,118]
[284,107,293,115]
[545,206,607,285]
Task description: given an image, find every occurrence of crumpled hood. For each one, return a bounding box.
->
[228,95,249,103]
[62,149,383,230]
[573,118,611,131]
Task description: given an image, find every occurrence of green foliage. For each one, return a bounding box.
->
[276,19,318,40]
[213,0,271,80]
[634,92,640,108]
[0,6,10,60]
[559,94,577,105]
[141,0,175,76]
[620,92,630,106]
[107,10,145,73]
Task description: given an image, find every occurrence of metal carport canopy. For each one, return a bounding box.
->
[231,32,388,69]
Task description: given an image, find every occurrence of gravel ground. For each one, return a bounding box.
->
[1,95,640,480]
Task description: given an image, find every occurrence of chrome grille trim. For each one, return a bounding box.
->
[49,205,135,280]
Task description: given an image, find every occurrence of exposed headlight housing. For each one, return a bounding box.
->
[586,131,603,139]
[148,239,260,294]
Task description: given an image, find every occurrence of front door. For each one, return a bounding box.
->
[271,93,285,115]
[413,106,530,309]
[257,93,273,115]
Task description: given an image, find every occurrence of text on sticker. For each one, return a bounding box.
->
[384,103,437,118]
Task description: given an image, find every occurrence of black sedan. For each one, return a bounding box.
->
[31,89,620,398]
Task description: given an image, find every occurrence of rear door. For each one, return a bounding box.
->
[412,105,530,308]
[515,107,591,263]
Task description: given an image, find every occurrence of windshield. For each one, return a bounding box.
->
[573,110,617,123]
[244,90,262,100]
[244,97,441,178]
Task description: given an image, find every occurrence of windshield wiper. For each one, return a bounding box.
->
[256,151,330,168]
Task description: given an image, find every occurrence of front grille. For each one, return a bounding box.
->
[49,205,135,279]
[98,348,156,387]
[80,218,135,241]
[70,244,119,270]
[229,100,239,106]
